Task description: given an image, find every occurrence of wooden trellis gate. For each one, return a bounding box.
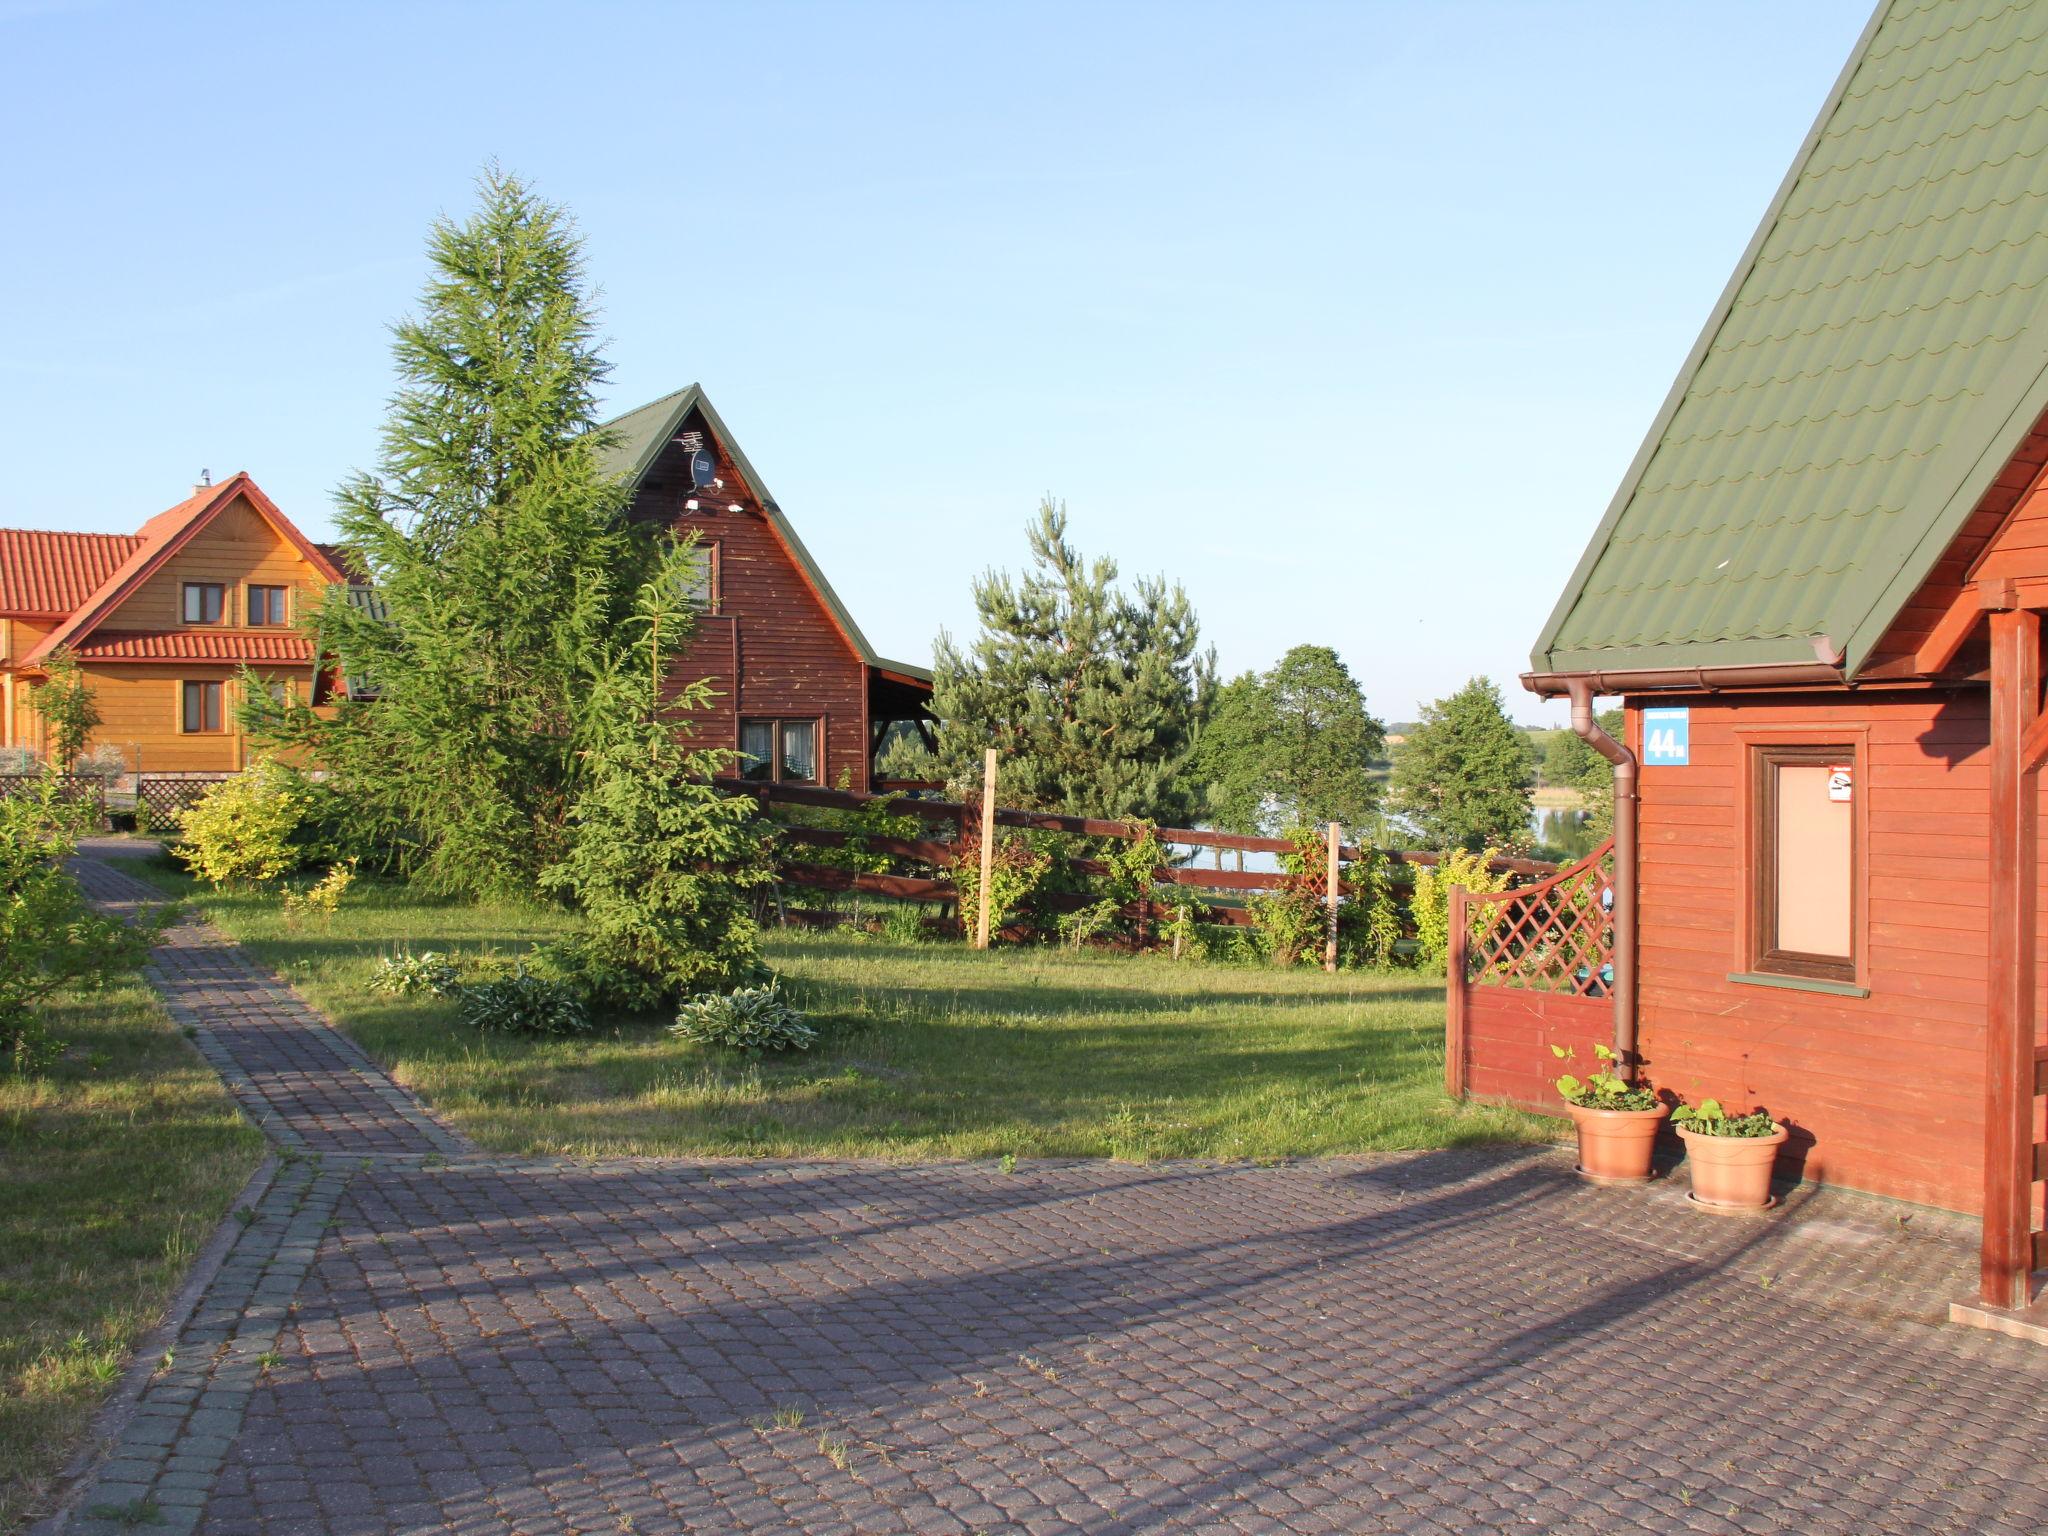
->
[1445,838,1616,1111]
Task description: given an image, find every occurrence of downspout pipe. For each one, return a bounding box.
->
[1566,680,1639,1082]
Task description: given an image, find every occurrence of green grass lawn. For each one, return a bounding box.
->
[130,858,1552,1162]
[0,983,264,1534]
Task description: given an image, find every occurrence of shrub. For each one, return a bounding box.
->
[456,970,590,1036]
[526,933,675,1015]
[1409,847,1515,973]
[671,981,816,1053]
[368,950,460,998]
[1061,823,1167,949]
[72,742,128,779]
[1243,829,1409,970]
[1,781,173,1070]
[281,860,355,923]
[774,775,926,875]
[175,760,313,888]
[950,831,1050,943]
[0,746,36,775]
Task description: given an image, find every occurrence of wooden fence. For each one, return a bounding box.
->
[718,775,1553,945]
[0,772,108,819]
[134,774,233,828]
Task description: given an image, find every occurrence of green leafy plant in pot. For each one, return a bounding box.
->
[1552,1042,1667,1184]
[1671,1098,1786,1212]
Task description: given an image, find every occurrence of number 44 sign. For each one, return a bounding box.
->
[1642,707,1690,766]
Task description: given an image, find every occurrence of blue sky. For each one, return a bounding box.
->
[1,0,1872,722]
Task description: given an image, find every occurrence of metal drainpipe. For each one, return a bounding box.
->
[1566,680,1639,1081]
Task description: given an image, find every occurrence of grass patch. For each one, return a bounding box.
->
[0,982,264,1534]
[130,858,1552,1162]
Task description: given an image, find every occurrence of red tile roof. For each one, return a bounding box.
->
[17,475,346,669]
[0,529,143,616]
[68,629,315,664]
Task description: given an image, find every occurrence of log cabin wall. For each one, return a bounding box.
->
[628,408,871,791]
[1625,685,2048,1214]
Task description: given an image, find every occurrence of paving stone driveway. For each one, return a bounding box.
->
[57,851,2048,1536]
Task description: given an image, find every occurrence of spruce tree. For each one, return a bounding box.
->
[1389,677,1535,851]
[930,500,1215,824]
[256,170,688,900]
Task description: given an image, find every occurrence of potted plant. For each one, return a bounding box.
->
[1671,1098,1787,1212]
[1551,1042,1668,1184]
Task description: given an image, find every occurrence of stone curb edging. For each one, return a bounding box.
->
[52,1158,354,1536]
[24,1154,281,1536]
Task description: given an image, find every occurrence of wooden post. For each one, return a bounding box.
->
[1323,821,1341,973]
[1983,606,2040,1308]
[1446,885,1469,1098]
[974,747,997,950]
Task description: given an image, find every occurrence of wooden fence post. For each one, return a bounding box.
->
[1445,884,1469,1098]
[1323,821,1341,973]
[974,747,998,950]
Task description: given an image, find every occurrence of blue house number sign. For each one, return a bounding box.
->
[1642,707,1690,766]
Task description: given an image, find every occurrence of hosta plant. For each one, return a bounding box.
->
[456,971,590,1037]
[368,950,461,998]
[1551,1042,1658,1112]
[1671,1098,1778,1138]
[672,981,816,1053]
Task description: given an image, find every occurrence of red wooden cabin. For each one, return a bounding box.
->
[600,386,932,792]
[1451,0,2048,1326]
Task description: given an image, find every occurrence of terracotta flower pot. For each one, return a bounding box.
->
[1565,1099,1669,1184]
[1678,1123,1788,1211]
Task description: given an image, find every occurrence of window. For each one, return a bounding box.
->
[1749,744,1856,982]
[182,583,224,624]
[676,544,718,612]
[181,680,224,733]
[739,718,820,783]
[739,720,774,781]
[248,585,288,626]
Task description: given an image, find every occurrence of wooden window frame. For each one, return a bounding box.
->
[180,679,225,734]
[739,715,824,785]
[1739,732,1867,986]
[248,584,289,627]
[692,543,721,615]
[182,582,225,625]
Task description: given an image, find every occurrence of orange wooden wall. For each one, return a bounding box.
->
[1624,687,2031,1214]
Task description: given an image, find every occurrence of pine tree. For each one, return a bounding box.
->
[254,169,691,900]
[930,500,1215,824]
[1390,677,1534,851]
[1191,645,1385,835]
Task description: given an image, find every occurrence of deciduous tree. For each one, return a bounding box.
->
[1190,645,1384,835]
[1390,677,1534,851]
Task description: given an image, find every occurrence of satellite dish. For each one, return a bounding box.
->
[688,450,716,488]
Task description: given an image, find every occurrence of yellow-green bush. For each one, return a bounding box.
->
[174,760,312,889]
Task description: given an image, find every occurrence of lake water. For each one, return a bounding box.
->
[1531,805,1599,861]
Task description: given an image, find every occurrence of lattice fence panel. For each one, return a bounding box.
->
[137,775,231,828]
[0,773,107,815]
[1467,840,1615,996]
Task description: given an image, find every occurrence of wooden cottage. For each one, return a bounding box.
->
[0,475,345,773]
[1453,0,2048,1325]
[600,385,933,792]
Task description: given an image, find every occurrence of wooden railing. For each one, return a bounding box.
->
[717,776,1553,935]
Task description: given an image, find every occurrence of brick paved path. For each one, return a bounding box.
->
[71,851,466,1156]
[55,851,2048,1536]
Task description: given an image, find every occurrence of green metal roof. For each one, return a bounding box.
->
[1534,0,2048,680]
[599,385,931,682]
